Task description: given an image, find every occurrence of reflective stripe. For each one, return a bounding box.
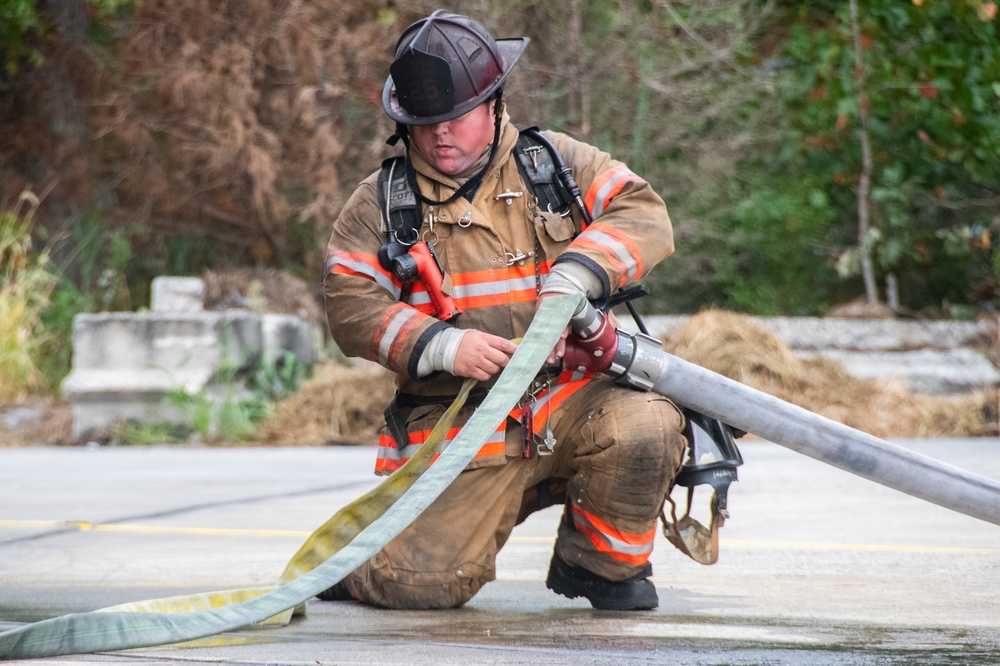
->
[376,423,507,474]
[584,166,640,220]
[406,261,552,312]
[571,505,656,566]
[328,251,401,299]
[571,224,644,288]
[373,305,422,368]
[511,369,593,435]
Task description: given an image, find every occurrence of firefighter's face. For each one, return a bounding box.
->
[410,101,495,176]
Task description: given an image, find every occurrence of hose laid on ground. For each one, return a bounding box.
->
[0,294,582,660]
[94,375,483,622]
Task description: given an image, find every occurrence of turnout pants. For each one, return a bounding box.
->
[343,376,687,609]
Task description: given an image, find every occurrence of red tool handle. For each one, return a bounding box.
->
[409,242,461,321]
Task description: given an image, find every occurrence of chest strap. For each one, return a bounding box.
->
[376,127,575,246]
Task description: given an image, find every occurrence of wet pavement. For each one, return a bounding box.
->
[2,439,1000,664]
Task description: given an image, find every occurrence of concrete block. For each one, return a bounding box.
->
[261,313,320,367]
[151,276,205,313]
[801,349,1000,396]
[63,278,322,438]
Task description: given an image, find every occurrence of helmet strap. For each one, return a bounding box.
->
[386,123,408,147]
[401,89,505,207]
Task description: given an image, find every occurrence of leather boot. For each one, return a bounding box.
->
[315,581,354,602]
[545,551,658,610]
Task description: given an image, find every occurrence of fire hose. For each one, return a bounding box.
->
[3,293,1000,659]
[564,299,1000,526]
[0,296,573,660]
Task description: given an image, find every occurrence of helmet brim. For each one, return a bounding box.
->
[382,37,529,126]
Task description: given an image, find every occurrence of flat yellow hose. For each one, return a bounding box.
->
[0,294,581,660]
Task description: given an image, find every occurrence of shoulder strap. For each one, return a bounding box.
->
[379,129,575,244]
[513,126,573,216]
[377,155,422,245]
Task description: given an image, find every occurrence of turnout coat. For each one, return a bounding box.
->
[324,116,674,475]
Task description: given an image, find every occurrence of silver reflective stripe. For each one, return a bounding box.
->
[454,274,537,298]
[406,274,539,307]
[590,169,635,218]
[572,512,654,557]
[378,427,507,466]
[578,228,639,282]
[529,370,586,420]
[378,308,419,366]
[330,256,401,300]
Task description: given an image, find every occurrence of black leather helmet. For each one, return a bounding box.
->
[382,10,529,125]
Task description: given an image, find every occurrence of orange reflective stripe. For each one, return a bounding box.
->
[570,223,644,289]
[371,304,425,369]
[583,166,640,221]
[571,505,656,566]
[522,370,593,435]
[329,251,402,297]
[375,423,507,474]
[406,261,552,311]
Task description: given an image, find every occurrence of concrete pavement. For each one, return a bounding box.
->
[2,439,1000,664]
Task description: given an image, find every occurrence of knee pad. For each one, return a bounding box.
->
[574,392,686,522]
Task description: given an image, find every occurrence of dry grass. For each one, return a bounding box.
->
[252,361,394,446]
[663,310,996,439]
[0,191,54,402]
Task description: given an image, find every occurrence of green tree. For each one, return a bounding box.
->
[0,0,135,73]
[721,0,1000,315]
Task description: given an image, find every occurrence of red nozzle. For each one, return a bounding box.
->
[563,309,618,373]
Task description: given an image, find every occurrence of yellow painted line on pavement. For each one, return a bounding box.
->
[0,519,310,538]
[4,519,999,554]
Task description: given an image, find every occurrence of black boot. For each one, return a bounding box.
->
[315,581,354,601]
[545,551,658,610]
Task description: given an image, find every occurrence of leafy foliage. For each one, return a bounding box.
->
[713,0,1000,314]
[0,191,55,400]
[0,0,134,74]
[165,351,308,444]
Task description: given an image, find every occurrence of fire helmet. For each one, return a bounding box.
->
[382,10,529,125]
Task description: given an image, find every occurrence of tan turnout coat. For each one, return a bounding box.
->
[324,116,674,474]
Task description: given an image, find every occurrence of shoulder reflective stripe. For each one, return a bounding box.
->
[373,305,422,368]
[571,224,644,288]
[329,251,402,299]
[571,505,656,565]
[584,166,640,220]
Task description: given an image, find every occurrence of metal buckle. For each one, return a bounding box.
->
[505,249,537,267]
[494,189,524,206]
[522,145,543,170]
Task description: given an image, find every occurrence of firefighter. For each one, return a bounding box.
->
[322,10,687,611]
